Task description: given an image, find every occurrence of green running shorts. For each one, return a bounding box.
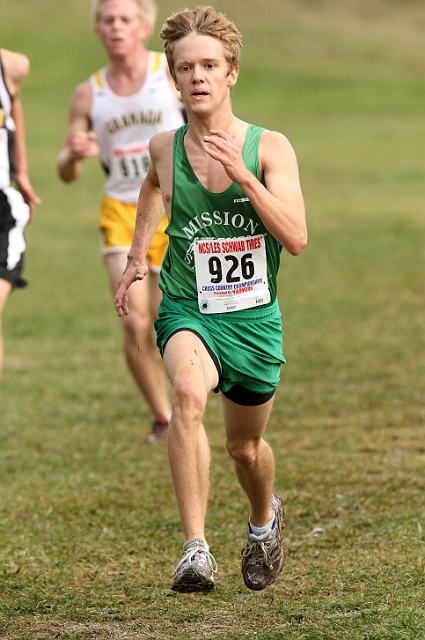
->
[155,294,286,396]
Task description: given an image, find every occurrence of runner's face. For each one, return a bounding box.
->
[173,34,238,116]
[96,0,149,56]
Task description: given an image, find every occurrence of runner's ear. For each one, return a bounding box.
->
[227,66,239,88]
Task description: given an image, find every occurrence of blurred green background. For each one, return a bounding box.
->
[0,1,424,638]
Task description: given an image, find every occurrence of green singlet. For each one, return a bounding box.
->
[155,124,286,397]
[159,124,282,302]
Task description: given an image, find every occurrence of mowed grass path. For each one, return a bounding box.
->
[0,0,424,638]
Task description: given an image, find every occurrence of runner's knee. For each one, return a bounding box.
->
[226,437,260,467]
[122,311,151,340]
[172,376,208,422]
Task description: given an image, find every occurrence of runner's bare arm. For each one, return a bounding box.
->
[56,81,99,182]
[1,49,29,96]
[114,146,167,316]
[11,98,41,220]
[1,50,41,220]
[204,128,307,255]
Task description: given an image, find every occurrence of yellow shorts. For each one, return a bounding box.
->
[99,195,169,272]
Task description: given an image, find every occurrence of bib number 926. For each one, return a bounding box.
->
[208,253,254,283]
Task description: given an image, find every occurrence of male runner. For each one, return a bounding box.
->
[57,0,186,441]
[0,46,40,379]
[114,6,307,591]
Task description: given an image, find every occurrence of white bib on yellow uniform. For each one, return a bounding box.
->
[90,51,185,204]
[90,52,185,264]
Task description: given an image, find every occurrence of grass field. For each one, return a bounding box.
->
[1,0,424,638]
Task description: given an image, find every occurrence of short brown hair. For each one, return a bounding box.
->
[160,6,242,81]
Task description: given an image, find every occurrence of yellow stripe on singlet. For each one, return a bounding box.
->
[94,69,104,88]
[152,52,162,74]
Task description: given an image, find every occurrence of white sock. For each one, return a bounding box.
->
[249,515,275,539]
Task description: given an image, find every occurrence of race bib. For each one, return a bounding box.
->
[0,129,10,189]
[109,141,150,192]
[194,234,270,314]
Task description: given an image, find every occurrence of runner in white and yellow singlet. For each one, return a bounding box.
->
[57,0,185,441]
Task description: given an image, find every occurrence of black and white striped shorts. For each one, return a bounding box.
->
[0,186,30,289]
